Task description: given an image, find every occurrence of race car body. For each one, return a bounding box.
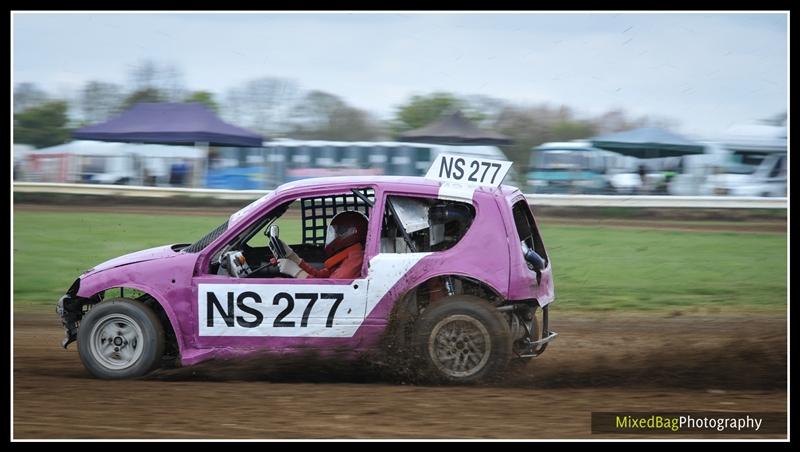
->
[58,154,557,383]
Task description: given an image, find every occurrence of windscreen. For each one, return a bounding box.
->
[535,151,589,170]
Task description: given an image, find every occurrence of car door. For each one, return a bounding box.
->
[191,190,371,349]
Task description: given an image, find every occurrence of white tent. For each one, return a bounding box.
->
[26,141,205,184]
[13,144,34,181]
[14,144,34,161]
[32,140,204,158]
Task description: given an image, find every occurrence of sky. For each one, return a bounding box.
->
[12,12,788,140]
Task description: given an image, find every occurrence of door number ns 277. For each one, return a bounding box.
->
[207,291,344,328]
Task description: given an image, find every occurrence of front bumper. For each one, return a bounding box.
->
[56,279,88,349]
[56,294,83,349]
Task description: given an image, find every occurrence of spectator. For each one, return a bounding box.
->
[637,164,648,194]
[169,160,189,186]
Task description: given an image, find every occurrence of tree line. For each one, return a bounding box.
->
[15,59,674,168]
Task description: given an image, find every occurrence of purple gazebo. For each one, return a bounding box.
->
[73,102,264,187]
[73,102,263,147]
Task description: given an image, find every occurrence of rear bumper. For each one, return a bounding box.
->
[517,304,557,358]
[528,330,558,350]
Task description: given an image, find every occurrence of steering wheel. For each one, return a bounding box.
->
[248,260,282,277]
[230,224,288,278]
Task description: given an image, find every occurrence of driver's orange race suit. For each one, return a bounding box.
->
[299,243,364,279]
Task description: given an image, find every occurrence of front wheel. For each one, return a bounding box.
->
[412,296,512,384]
[77,298,165,379]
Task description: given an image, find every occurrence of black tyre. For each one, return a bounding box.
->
[77,298,165,379]
[412,295,512,384]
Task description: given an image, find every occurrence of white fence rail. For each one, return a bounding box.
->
[13,182,788,209]
[13,182,266,201]
[524,193,787,209]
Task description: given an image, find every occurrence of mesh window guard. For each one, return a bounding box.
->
[301,188,374,246]
[184,220,229,253]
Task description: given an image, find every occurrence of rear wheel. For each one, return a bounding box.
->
[412,296,512,384]
[77,298,165,379]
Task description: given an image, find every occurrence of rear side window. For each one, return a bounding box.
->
[512,200,548,264]
[381,195,475,253]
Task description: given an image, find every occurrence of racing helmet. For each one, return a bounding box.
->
[324,211,368,256]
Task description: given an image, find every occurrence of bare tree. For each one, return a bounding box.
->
[80,81,125,124]
[463,94,508,128]
[492,103,599,170]
[222,77,299,135]
[288,90,383,141]
[129,59,158,92]
[588,108,673,134]
[127,59,186,102]
[160,63,187,101]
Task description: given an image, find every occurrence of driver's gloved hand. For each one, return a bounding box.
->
[277,258,308,278]
[278,239,301,264]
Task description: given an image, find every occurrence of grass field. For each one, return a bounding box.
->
[13,210,786,312]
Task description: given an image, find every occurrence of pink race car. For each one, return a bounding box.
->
[57,155,557,383]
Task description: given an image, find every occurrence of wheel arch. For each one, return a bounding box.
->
[399,273,505,310]
[381,273,506,352]
[83,283,183,360]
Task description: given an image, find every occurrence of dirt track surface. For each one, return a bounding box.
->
[13,306,787,439]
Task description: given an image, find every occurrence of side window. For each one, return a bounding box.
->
[381,195,475,253]
[512,199,548,264]
[212,189,374,274]
[242,188,374,251]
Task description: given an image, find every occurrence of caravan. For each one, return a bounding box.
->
[700,153,787,197]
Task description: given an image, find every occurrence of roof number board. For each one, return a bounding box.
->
[425,153,512,187]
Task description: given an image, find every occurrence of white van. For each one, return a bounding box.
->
[700,153,787,197]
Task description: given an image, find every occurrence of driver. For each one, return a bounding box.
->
[275,211,367,279]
